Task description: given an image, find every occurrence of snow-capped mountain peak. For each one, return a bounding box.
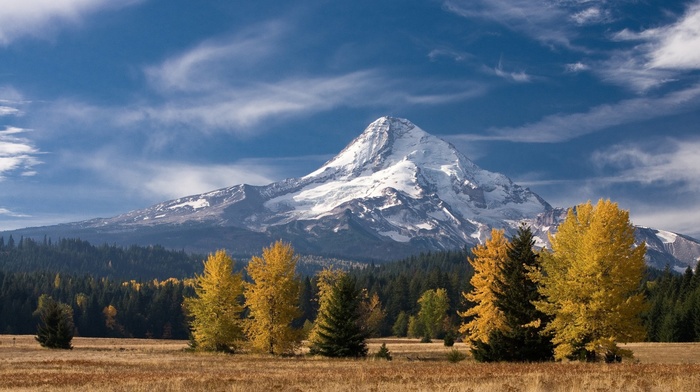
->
[264,116,550,238]
[7,116,699,269]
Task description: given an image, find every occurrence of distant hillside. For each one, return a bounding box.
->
[0,236,200,280]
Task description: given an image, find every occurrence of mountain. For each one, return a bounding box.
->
[4,117,699,270]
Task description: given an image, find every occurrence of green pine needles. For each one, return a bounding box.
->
[309,274,368,357]
[35,295,74,350]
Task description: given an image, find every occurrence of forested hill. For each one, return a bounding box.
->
[350,248,473,335]
[0,236,201,280]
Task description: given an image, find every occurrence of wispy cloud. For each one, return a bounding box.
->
[565,62,589,73]
[601,1,700,91]
[66,149,278,201]
[490,58,531,82]
[592,138,700,192]
[144,21,287,93]
[0,127,42,179]
[0,207,28,218]
[454,83,700,143]
[0,0,145,45]
[134,71,395,131]
[443,0,574,47]
[570,6,611,26]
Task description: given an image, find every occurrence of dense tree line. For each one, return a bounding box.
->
[644,264,700,342]
[0,270,191,338]
[348,248,473,337]
[1,231,698,348]
[0,236,200,280]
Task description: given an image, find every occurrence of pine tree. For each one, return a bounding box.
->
[309,274,368,357]
[245,241,302,355]
[307,268,346,344]
[478,225,553,362]
[183,250,244,352]
[35,295,74,349]
[459,229,508,344]
[534,200,647,361]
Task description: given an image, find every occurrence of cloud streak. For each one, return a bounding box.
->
[443,0,575,48]
[0,127,41,180]
[0,0,144,45]
[72,151,278,201]
[454,83,700,143]
[592,138,700,192]
[601,1,700,91]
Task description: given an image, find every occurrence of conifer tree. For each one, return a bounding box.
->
[534,199,647,361]
[183,250,244,352]
[35,295,74,349]
[309,274,368,357]
[307,268,346,344]
[476,225,553,362]
[459,229,508,344]
[245,241,302,355]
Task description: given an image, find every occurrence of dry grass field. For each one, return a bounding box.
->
[1,335,699,391]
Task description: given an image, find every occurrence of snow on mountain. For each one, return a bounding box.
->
[260,117,550,242]
[4,116,700,269]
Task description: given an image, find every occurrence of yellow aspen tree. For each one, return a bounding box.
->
[245,241,302,355]
[182,250,244,352]
[535,199,647,361]
[459,228,508,344]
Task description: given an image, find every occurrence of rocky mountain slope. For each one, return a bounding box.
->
[4,117,699,270]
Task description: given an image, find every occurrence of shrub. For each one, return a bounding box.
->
[374,343,392,361]
[447,348,467,363]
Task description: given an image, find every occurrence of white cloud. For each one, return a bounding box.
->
[453,83,700,143]
[0,106,20,116]
[570,7,610,25]
[133,71,393,131]
[565,62,589,73]
[72,150,277,200]
[592,138,700,192]
[492,63,531,83]
[646,3,700,70]
[443,0,574,47]
[144,21,286,93]
[601,1,700,91]
[0,0,145,45]
[0,207,28,218]
[428,48,471,62]
[0,127,42,179]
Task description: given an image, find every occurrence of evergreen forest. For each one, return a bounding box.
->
[1,235,699,343]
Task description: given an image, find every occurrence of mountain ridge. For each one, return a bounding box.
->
[3,117,699,270]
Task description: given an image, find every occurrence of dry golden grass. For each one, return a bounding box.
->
[1,335,699,391]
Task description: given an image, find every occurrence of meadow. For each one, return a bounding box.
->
[1,335,699,391]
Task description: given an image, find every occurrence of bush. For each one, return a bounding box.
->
[374,343,392,361]
[444,331,455,347]
[446,348,467,363]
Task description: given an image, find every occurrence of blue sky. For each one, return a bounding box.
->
[1,0,699,238]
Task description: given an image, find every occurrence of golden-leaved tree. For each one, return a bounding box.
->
[183,250,244,352]
[245,241,302,355]
[459,228,508,344]
[534,199,647,361]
